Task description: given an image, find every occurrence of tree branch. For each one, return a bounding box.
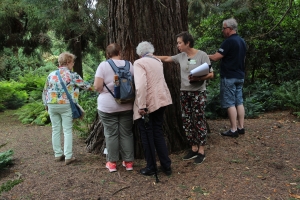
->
[251,0,293,39]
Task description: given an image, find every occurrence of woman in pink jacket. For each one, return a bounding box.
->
[133,41,172,176]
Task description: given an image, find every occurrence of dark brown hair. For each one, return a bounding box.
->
[176,31,195,48]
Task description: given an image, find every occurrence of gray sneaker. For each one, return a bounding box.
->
[194,153,206,165]
[65,157,76,165]
[183,150,198,160]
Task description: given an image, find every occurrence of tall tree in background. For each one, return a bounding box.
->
[24,0,108,78]
[86,0,189,158]
[0,0,51,80]
[0,0,108,79]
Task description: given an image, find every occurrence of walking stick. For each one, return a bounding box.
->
[142,108,159,183]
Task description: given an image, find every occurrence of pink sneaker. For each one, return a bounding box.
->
[122,161,133,171]
[106,162,117,172]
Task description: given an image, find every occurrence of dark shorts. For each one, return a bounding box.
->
[220,78,244,108]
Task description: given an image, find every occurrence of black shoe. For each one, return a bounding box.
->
[220,129,239,138]
[238,128,245,134]
[139,167,156,176]
[183,150,198,160]
[159,166,172,176]
[194,153,206,165]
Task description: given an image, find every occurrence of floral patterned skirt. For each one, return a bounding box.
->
[180,90,207,146]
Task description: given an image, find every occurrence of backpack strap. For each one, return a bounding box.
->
[107,59,130,73]
[103,59,130,98]
[106,59,118,73]
[103,82,115,98]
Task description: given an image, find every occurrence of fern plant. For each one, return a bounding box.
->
[0,81,28,111]
[274,81,300,117]
[0,149,13,170]
[15,101,50,125]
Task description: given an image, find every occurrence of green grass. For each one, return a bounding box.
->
[0,179,23,195]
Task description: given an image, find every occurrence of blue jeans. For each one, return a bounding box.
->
[220,78,244,108]
[48,104,73,159]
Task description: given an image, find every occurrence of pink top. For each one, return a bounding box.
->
[133,56,172,120]
[95,59,134,113]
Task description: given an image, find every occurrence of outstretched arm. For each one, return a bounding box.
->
[155,56,173,62]
[208,52,223,62]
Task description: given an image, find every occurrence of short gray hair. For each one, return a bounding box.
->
[136,41,155,56]
[223,18,238,31]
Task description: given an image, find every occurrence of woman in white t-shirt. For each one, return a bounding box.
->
[94,43,134,173]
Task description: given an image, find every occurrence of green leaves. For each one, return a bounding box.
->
[0,81,28,111]
[0,149,13,170]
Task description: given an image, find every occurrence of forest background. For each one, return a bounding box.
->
[1,0,300,149]
[1,0,300,165]
[1,0,299,125]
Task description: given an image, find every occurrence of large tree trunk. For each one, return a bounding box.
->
[68,1,83,78]
[69,36,83,78]
[86,0,189,158]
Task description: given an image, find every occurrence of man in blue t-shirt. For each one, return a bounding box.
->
[209,18,247,138]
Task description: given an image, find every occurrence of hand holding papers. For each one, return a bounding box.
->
[189,62,209,77]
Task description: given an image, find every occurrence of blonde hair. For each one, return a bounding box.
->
[58,52,76,66]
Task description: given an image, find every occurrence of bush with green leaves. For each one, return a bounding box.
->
[18,72,49,102]
[0,81,28,111]
[206,77,227,119]
[15,101,50,125]
[0,148,21,195]
[242,80,281,118]
[0,179,23,195]
[0,149,13,170]
[274,81,300,117]
[206,79,284,119]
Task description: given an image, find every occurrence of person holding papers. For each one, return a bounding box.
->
[156,31,214,164]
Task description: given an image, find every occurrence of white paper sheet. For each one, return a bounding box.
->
[190,62,209,76]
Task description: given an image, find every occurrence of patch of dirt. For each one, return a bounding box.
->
[0,110,300,200]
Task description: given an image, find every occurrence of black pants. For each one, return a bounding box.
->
[137,106,171,170]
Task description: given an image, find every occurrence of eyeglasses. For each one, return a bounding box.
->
[222,27,230,30]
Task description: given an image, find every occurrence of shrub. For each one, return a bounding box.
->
[0,179,23,195]
[18,72,47,101]
[274,81,300,117]
[0,149,13,170]
[0,81,28,111]
[206,78,227,119]
[243,80,278,112]
[15,102,50,125]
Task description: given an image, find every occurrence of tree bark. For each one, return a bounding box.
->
[86,0,189,158]
[68,1,83,78]
[70,36,83,78]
